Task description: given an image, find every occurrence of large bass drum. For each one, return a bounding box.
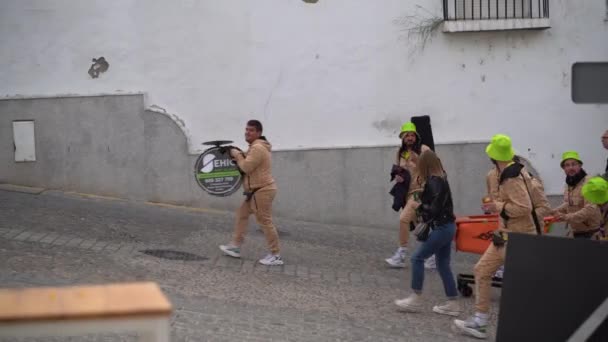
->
[194,140,243,197]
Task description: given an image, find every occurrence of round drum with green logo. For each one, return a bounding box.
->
[195,142,243,197]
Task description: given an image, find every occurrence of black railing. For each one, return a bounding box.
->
[443,0,549,20]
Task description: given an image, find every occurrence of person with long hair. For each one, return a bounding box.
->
[385,122,433,268]
[394,150,460,316]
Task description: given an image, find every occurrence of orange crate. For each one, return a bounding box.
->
[455,214,499,255]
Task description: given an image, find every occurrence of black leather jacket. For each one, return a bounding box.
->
[418,175,455,226]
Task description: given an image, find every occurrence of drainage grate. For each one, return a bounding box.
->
[140,249,208,261]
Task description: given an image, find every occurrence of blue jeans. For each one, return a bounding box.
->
[410,221,458,298]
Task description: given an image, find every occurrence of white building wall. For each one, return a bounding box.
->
[1,0,607,194]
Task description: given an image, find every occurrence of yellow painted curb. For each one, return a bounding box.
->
[64,191,127,202]
[145,201,228,215]
[0,183,45,194]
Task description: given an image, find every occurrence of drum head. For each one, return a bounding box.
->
[194,146,242,196]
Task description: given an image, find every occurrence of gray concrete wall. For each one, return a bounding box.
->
[2,94,517,229]
[0,95,147,199]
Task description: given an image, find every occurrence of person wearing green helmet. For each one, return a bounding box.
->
[486,155,549,215]
[385,122,431,268]
[582,176,608,241]
[551,151,601,239]
[455,134,538,339]
[485,153,551,280]
[582,176,608,205]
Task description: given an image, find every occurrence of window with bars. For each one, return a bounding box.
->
[443,0,549,20]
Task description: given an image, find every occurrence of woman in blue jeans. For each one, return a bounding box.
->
[394,150,460,316]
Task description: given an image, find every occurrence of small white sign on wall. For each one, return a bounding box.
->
[13,121,36,162]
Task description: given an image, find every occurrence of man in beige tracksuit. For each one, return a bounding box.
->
[484,156,551,279]
[552,151,601,239]
[486,157,551,220]
[385,122,431,268]
[219,120,283,266]
[582,176,608,240]
[455,134,538,339]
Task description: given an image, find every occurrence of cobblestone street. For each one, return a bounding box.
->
[0,189,501,341]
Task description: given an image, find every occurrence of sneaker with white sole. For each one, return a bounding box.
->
[394,293,423,312]
[433,300,461,317]
[494,265,504,279]
[219,244,241,258]
[259,254,284,266]
[453,317,488,339]
[385,248,407,268]
[425,255,437,269]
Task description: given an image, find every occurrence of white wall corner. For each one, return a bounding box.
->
[144,104,196,155]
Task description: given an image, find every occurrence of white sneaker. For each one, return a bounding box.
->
[494,265,504,279]
[219,244,241,258]
[424,255,436,269]
[453,316,488,339]
[394,293,423,312]
[385,248,407,268]
[433,300,461,317]
[259,254,284,266]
